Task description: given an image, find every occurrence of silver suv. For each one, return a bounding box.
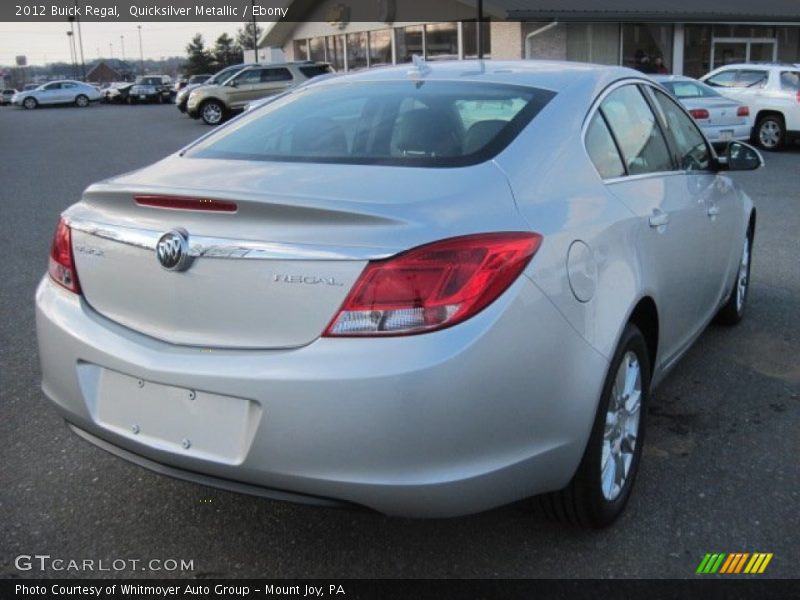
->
[700,63,800,150]
[186,61,333,125]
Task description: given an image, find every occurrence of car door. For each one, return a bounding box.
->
[250,67,295,103]
[38,82,61,104]
[648,86,740,322]
[59,82,78,102]
[598,83,709,365]
[226,68,264,108]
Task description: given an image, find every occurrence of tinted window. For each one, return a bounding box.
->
[44,83,61,90]
[299,65,333,78]
[780,71,800,91]
[600,85,673,175]
[187,81,555,167]
[650,88,711,172]
[210,66,244,85]
[585,113,625,179]
[261,68,293,83]
[736,70,768,88]
[235,69,263,85]
[706,70,737,87]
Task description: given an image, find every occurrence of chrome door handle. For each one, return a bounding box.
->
[707,205,720,217]
[649,211,669,228]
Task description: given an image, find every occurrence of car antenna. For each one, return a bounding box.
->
[407,54,432,79]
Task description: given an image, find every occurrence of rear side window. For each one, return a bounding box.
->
[780,71,800,91]
[650,88,711,172]
[261,68,293,83]
[299,65,333,78]
[187,81,556,167]
[600,85,673,176]
[585,113,625,179]
[735,70,768,88]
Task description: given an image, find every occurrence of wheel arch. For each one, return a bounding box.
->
[625,296,659,380]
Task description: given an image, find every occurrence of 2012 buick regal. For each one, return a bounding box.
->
[36,61,762,527]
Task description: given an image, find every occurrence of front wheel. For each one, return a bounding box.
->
[201,100,225,125]
[714,228,753,325]
[755,115,784,151]
[23,97,37,110]
[533,323,650,528]
[75,94,89,108]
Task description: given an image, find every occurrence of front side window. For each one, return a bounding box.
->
[650,88,711,171]
[600,85,673,175]
[585,113,626,179]
[706,70,737,87]
[234,69,263,85]
[44,83,61,90]
[187,81,555,167]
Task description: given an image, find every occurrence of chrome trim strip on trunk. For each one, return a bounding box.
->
[65,217,398,261]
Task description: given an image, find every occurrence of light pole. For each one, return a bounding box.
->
[120,34,125,61]
[251,0,258,61]
[74,0,86,79]
[66,31,77,78]
[137,26,144,74]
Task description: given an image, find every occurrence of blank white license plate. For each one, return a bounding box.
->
[93,369,260,464]
[139,94,146,99]
[719,130,734,141]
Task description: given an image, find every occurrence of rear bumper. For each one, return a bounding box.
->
[701,122,752,144]
[35,276,608,517]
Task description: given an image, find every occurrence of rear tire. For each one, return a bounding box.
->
[714,226,753,325]
[755,115,784,151]
[532,323,650,528]
[75,94,89,108]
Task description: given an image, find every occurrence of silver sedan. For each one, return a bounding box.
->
[12,80,101,109]
[653,75,752,145]
[36,61,761,526]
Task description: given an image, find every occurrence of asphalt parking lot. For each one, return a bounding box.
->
[0,103,798,579]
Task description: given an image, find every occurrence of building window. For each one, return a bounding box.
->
[293,39,309,61]
[309,37,325,63]
[622,24,674,74]
[396,25,423,63]
[369,29,392,66]
[326,35,345,71]
[566,23,620,65]
[347,32,368,70]
[425,23,458,60]
[463,20,491,58]
[683,25,711,78]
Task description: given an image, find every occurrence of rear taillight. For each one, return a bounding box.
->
[737,106,750,117]
[324,232,542,337]
[48,216,81,294]
[796,90,800,104]
[689,108,710,120]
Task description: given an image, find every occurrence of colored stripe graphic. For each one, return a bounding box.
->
[700,553,773,574]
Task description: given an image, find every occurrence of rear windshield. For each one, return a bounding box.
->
[137,77,163,86]
[186,81,554,167]
[661,80,720,99]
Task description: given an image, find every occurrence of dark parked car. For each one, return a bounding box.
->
[128,75,173,104]
[103,82,134,104]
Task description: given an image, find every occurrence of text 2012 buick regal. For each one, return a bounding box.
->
[36,61,762,527]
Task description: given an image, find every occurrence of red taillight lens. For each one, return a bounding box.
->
[796,90,800,104]
[689,108,710,120]
[737,106,750,117]
[324,232,542,337]
[48,216,81,294]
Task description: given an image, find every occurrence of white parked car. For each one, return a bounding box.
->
[653,75,752,146]
[12,80,101,109]
[700,63,800,150]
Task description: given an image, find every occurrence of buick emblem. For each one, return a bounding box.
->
[156,229,192,271]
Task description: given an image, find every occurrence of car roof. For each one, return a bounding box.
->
[709,62,800,71]
[311,59,637,92]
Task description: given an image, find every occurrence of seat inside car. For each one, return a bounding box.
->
[291,117,348,155]
[463,119,507,154]
[392,108,463,157]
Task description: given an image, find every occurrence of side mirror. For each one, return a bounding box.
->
[719,141,764,171]
[228,79,239,88]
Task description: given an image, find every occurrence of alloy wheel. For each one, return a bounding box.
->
[203,102,222,125]
[601,351,642,502]
[759,120,781,149]
[736,236,751,313]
